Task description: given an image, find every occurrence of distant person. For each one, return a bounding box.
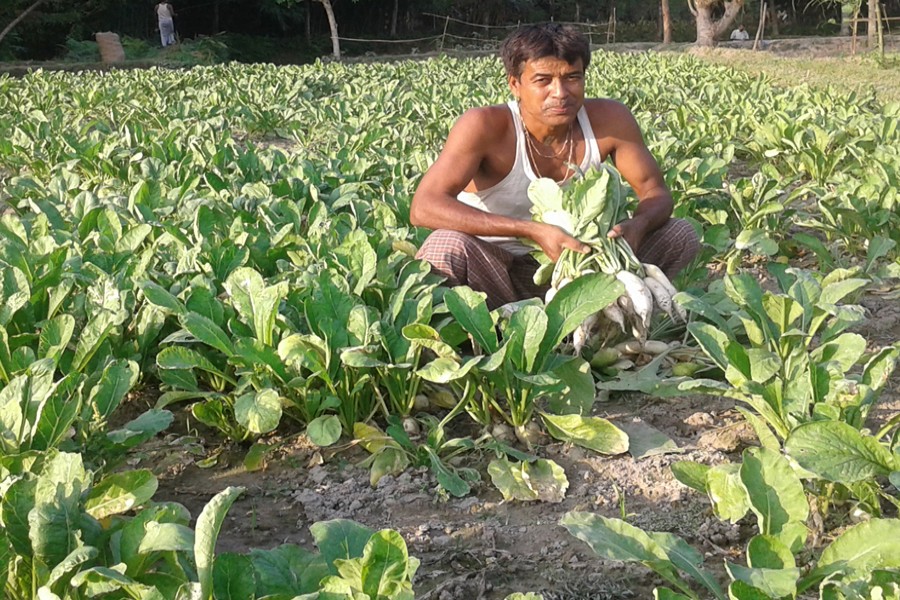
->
[730,24,750,41]
[156,1,177,47]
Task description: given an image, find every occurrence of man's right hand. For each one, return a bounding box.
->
[530,222,589,262]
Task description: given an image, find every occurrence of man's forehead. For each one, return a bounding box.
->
[521,56,584,75]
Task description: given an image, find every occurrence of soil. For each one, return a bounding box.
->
[132,288,900,599]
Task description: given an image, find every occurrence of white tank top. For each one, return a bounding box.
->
[458,100,604,255]
[157,3,173,19]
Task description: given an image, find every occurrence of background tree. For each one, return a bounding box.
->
[687,0,746,46]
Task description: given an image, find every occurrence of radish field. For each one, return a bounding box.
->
[1,53,899,599]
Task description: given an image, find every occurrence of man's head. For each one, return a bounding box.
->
[500,23,591,80]
[739,24,746,31]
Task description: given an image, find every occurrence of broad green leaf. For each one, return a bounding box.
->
[29,452,87,567]
[225,267,287,346]
[541,413,629,455]
[0,375,26,453]
[38,314,75,361]
[243,442,272,472]
[85,469,157,519]
[250,543,329,597]
[687,322,731,371]
[740,447,808,537]
[87,359,139,422]
[785,421,897,483]
[727,580,771,600]
[416,356,480,384]
[619,422,681,459]
[115,224,152,253]
[651,531,726,600]
[747,535,795,569]
[141,281,185,314]
[45,545,100,589]
[70,566,138,596]
[504,304,548,373]
[443,286,498,354]
[369,448,409,487]
[2,476,37,556]
[307,415,342,447]
[670,461,711,493]
[358,529,412,598]
[310,519,374,574]
[71,311,117,373]
[725,562,799,599]
[156,346,229,380]
[560,512,671,565]
[119,502,191,576]
[106,409,173,448]
[0,266,29,326]
[816,519,900,579]
[138,522,195,553]
[488,458,568,503]
[180,311,234,357]
[213,553,256,600]
[734,407,780,451]
[546,357,595,415]
[423,445,471,498]
[706,463,750,523]
[542,273,622,359]
[195,486,245,600]
[234,389,282,434]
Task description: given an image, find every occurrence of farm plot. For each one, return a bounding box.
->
[0,52,899,599]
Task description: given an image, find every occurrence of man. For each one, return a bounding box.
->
[730,24,750,41]
[410,23,699,310]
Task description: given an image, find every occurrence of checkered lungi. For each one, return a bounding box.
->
[416,218,700,310]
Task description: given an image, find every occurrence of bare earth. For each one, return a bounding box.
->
[135,289,899,599]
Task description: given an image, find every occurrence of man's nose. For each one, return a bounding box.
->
[550,78,568,98]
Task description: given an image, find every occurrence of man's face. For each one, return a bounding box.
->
[508,56,585,126]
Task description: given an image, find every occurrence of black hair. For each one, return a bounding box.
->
[499,23,591,79]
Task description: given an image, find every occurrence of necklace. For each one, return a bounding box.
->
[522,123,575,183]
[523,121,573,159]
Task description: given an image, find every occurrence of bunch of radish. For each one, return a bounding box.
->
[529,166,686,355]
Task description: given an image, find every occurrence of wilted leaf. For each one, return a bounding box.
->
[488,458,568,503]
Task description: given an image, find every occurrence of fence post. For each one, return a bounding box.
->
[439,15,449,52]
[876,2,884,58]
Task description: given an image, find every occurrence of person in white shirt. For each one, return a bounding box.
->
[730,24,750,41]
[155,1,176,47]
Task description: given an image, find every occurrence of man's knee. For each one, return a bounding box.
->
[415,230,477,263]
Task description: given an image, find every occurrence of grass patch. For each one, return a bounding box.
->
[689,49,900,104]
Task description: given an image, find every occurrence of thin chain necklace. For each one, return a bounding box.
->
[524,121,576,182]
[523,121,573,159]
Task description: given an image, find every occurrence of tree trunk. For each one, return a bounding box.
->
[768,1,779,35]
[305,0,311,44]
[317,0,340,59]
[840,2,854,36]
[390,0,398,37]
[661,0,672,44]
[691,0,745,47]
[0,0,46,47]
[212,0,220,34]
[867,0,877,47]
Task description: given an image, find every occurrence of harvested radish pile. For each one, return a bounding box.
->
[529,166,686,355]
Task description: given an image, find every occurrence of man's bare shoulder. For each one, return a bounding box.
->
[453,104,513,137]
[583,98,635,124]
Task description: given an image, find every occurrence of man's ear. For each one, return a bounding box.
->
[508,75,521,99]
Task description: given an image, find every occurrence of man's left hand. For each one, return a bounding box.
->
[607,217,649,253]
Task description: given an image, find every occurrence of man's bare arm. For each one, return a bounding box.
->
[410,108,587,261]
[599,102,673,252]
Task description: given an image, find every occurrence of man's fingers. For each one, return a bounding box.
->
[563,238,590,254]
